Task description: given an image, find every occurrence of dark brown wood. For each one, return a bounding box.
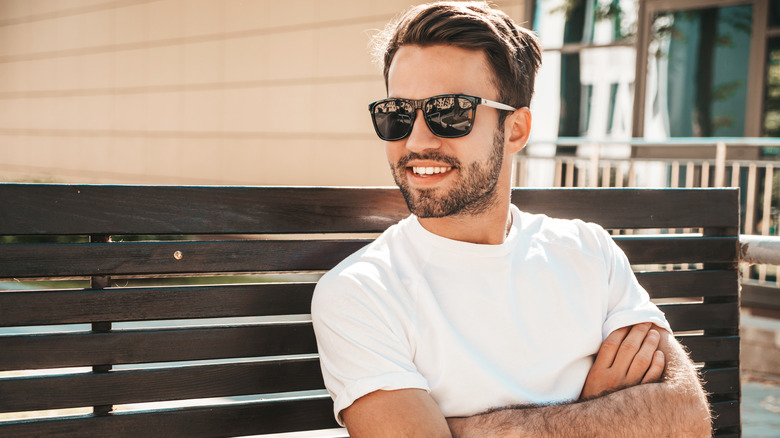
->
[0,186,738,235]
[0,283,315,327]
[615,236,739,265]
[677,335,739,363]
[0,185,741,437]
[710,400,740,430]
[637,270,739,299]
[0,185,408,235]
[660,302,739,332]
[0,396,342,438]
[0,323,317,371]
[0,358,324,413]
[0,239,370,278]
[511,188,739,230]
[701,366,740,434]
[700,367,740,396]
[0,236,738,279]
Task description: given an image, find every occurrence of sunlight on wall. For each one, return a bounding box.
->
[0,0,526,186]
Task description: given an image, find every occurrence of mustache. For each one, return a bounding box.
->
[396,152,461,169]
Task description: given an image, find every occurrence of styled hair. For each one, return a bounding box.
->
[372,1,542,111]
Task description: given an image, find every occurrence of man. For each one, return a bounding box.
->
[312,2,711,436]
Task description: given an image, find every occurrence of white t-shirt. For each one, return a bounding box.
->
[311,205,670,425]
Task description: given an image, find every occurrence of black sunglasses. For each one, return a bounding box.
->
[368,94,516,141]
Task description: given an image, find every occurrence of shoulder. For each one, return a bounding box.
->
[312,217,415,319]
[516,208,613,256]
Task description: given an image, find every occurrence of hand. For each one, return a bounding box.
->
[580,323,665,400]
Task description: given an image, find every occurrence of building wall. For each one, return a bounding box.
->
[0,0,526,186]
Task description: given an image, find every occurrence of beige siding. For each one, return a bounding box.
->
[0,0,527,186]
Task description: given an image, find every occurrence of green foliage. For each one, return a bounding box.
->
[550,0,583,19]
[712,114,735,131]
[765,45,780,136]
[712,81,743,101]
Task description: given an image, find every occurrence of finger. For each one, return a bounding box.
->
[625,328,661,384]
[641,350,665,384]
[594,326,630,368]
[612,323,652,373]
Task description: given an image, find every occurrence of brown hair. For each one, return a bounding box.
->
[373,1,542,112]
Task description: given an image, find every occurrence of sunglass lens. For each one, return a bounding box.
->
[372,100,414,140]
[424,96,475,138]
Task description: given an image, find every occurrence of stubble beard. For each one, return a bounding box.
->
[391,130,505,218]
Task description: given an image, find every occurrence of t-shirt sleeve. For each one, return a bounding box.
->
[590,224,672,339]
[311,268,429,426]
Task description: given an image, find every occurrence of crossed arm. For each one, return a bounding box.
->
[341,323,711,437]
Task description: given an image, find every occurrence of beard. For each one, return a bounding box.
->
[390,129,505,218]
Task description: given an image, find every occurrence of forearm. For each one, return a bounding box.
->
[449,336,711,438]
[450,381,708,437]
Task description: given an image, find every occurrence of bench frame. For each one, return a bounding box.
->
[0,184,740,437]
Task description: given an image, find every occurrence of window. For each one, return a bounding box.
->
[765,0,780,138]
[532,0,777,141]
[532,0,638,155]
[644,4,752,138]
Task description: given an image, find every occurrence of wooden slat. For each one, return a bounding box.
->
[677,335,739,363]
[0,236,739,279]
[0,367,741,431]
[660,302,739,332]
[0,396,341,438]
[0,283,315,327]
[2,272,741,328]
[0,358,324,413]
[512,188,739,230]
[0,323,316,371]
[700,367,740,396]
[0,185,408,235]
[711,400,740,430]
[0,186,738,235]
[615,236,738,265]
[636,270,739,299]
[0,364,738,420]
[0,239,370,278]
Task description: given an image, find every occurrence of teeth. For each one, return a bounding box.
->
[413,166,452,175]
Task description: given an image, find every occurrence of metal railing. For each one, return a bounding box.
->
[514,137,780,312]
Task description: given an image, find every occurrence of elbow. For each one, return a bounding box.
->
[689,402,713,438]
[673,382,712,437]
[690,380,713,437]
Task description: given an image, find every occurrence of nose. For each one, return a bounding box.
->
[405,109,441,153]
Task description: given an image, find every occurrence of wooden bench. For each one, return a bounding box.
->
[0,184,740,437]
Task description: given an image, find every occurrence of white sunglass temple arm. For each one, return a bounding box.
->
[479,98,517,112]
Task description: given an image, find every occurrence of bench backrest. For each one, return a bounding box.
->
[0,185,740,437]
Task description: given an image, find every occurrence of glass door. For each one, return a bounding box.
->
[634,0,769,138]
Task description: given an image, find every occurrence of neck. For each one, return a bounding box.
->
[417,194,513,245]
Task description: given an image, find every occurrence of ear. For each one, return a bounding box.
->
[504,107,531,155]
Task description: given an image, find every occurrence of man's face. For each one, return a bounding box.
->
[385,45,508,218]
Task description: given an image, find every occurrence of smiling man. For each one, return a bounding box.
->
[311,2,711,437]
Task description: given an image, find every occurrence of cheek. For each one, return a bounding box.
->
[464,130,503,163]
[469,115,502,150]
[385,142,404,164]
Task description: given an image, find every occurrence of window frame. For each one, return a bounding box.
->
[632,0,769,137]
[529,0,772,138]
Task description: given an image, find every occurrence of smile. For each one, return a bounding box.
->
[411,166,453,176]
